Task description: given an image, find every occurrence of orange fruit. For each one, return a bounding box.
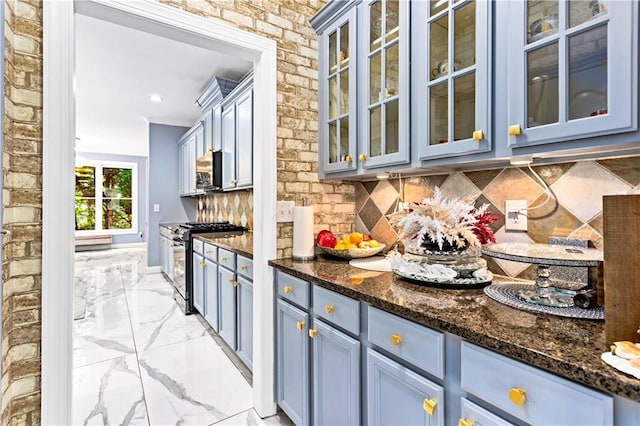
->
[349,232,364,244]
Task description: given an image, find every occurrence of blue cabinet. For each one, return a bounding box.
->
[367,348,445,425]
[317,5,358,176]
[177,122,202,196]
[192,252,204,314]
[204,259,218,331]
[411,0,492,161]
[218,266,237,349]
[221,76,253,191]
[237,274,253,369]
[276,299,310,426]
[311,319,360,426]
[357,0,411,171]
[503,1,637,148]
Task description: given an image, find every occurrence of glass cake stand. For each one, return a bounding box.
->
[481,243,603,308]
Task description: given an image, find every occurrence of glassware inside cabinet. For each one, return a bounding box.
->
[527,43,559,127]
[527,1,558,44]
[568,25,607,120]
[326,21,352,164]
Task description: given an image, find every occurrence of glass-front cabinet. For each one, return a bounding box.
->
[506,0,637,147]
[359,0,410,170]
[413,0,492,160]
[317,7,357,175]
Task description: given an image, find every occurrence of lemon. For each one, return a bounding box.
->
[334,243,346,250]
[369,240,380,248]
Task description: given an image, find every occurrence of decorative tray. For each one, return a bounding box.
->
[484,283,604,320]
[393,268,493,289]
[319,244,386,259]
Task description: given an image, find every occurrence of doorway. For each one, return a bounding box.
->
[43,1,277,423]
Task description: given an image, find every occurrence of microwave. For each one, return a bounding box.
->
[196,150,222,191]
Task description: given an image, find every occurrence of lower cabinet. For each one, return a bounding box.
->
[276,299,310,426]
[204,259,218,331]
[237,274,253,369]
[218,265,237,349]
[312,319,360,426]
[367,348,445,425]
[192,252,204,313]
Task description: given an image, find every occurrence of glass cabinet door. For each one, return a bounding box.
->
[506,0,636,147]
[318,8,357,175]
[359,0,410,169]
[413,0,491,160]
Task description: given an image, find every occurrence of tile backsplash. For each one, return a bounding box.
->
[355,157,640,280]
[197,190,253,230]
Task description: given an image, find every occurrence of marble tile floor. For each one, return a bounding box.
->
[73,247,291,426]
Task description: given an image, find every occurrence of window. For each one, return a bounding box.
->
[75,161,137,233]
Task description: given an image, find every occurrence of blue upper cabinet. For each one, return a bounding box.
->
[504,0,637,148]
[412,0,492,161]
[358,0,411,170]
[317,6,358,176]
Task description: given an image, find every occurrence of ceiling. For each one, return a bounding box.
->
[75,13,253,157]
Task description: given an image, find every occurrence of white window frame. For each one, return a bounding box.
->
[74,159,138,235]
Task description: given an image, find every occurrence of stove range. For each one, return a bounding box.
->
[172,221,245,314]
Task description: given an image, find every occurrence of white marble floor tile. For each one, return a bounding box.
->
[73,354,148,426]
[129,302,208,352]
[139,336,253,426]
[125,275,175,313]
[213,409,293,426]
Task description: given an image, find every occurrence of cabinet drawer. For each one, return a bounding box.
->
[461,342,613,425]
[312,285,359,335]
[276,271,309,309]
[203,243,217,262]
[460,398,513,426]
[192,239,204,254]
[368,307,444,380]
[217,248,236,270]
[237,255,253,279]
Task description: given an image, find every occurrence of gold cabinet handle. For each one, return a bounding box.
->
[198,261,205,267]
[345,155,353,164]
[472,130,484,141]
[423,398,437,416]
[458,419,473,426]
[284,286,293,294]
[205,250,213,254]
[240,265,248,270]
[508,124,522,136]
[359,153,367,161]
[227,277,238,287]
[230,179,238,184]
[233,281,239,287]
[296,321,305,331]
[324,304,335,314]
[308,329,318,338]
[208,147,213,152]
[508,387,526,406]
[220,256,227,261]
[390,334,403,346]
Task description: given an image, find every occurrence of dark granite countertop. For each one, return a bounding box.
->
[195,232,253,259]
[268,254,640,402]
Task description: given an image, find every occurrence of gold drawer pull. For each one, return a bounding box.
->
[325,304,335,314]
[508,387,526,406]
[240,265,248,270]
[423,398,437,416]
[472,130,484,141]
[233,281,238,287]
[308,329,318,338]
[296,321,305,331]
[206,250,213,254]
[359,153,367,161]
[345,155,353,164]
[458,419,473,426]
[198,261,205,267]
[230,179,237,184]
[284,286,293,294]
[220,256,228,261]
[390,334,403,346]
[508,124,522,136]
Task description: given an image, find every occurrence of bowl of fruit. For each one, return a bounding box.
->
[316,230,386,259]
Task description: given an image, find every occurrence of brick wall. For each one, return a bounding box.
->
[2,0,43,424]
[167,0,357,258]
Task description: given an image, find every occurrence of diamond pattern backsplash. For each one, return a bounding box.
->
[355,157,640,279]
[197,190,253,230]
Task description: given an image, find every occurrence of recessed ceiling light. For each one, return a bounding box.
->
[149,94,164,103]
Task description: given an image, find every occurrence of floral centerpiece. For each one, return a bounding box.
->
[387,187,499,254]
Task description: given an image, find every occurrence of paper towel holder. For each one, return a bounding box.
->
[292,197,316,262]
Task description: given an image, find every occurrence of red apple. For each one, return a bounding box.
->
[319,233,337,248]
[317,229,333,244]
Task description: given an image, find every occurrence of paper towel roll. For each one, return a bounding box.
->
[293,205,315,260]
